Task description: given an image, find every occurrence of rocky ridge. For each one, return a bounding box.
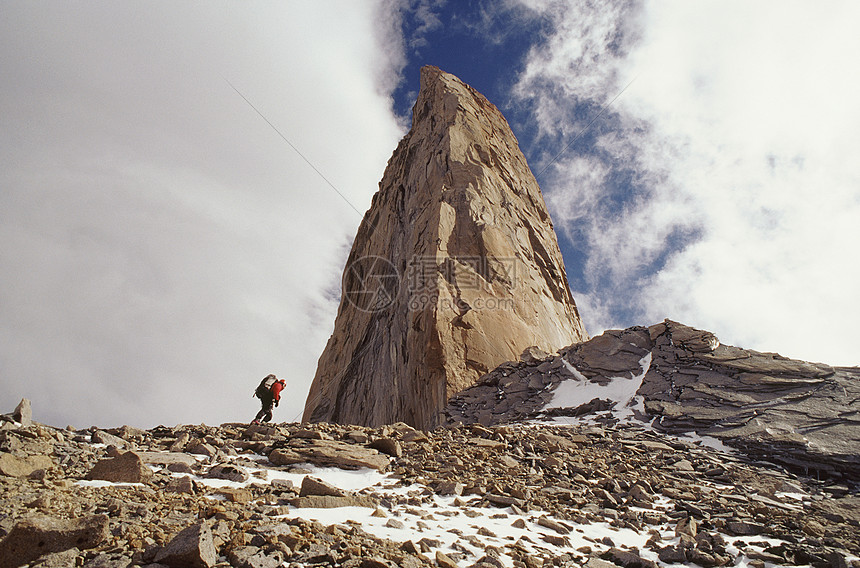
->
[305,66,588,430]
[444,320,860,482]
[1,401,858,568]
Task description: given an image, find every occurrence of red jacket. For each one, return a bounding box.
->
[271,380,285,402]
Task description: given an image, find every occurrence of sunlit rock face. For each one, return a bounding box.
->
[303,66,588,430]
[445,320,860,481]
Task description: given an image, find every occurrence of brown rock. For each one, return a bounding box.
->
[165,476,195,494]
[601,548,658,568]
[300,476,347,498]
[435,480,464,495]
[85,451,152,484]
[435,550,459,568]
[304,66,588,430]
[154,522,217,568]
[369,438,402,457]
[214,487,252,503]
[289,495,377,509]
[0,514,109,568]
[268,439,389,471]
[0,453,52,478]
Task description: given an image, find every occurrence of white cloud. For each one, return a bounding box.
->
[512,0,860,365]
[0,2,406,427]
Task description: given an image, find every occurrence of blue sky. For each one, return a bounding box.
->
[2,1,858,429]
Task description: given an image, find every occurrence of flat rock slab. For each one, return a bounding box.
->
[0,514,109,568]
[0,453,52,478]
[289,495,378,509]
[136,451,198,467]
[269,439,389,471]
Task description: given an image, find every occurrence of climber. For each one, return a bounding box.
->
[251,374,286,424]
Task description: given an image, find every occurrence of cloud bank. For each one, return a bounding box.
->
[511,0,860,365]
[0,2,406,427]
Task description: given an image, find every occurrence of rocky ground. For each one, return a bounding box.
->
[445,321,860,482]
[1,400,858,568]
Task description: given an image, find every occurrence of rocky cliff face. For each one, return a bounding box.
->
[304,67,588,429]
[445,320,860,482]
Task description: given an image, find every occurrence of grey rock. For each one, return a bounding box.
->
[658,545,687,564]
[601,548,658,568]
[166,462,194,474]
[169,432,190,451]
[205,463,248,482]
[165,476,195,494]
[137,451,197,467]
[12,400,31,427]
[726,521,765,536]
[30,548,80,568]
[82,552,132,568]
[0,514,109,568]
[186,442,217,457]
[227,546,283,568]
[91,430,127,448]
[154,522,216,568]
[435,480,464,495]
[270,478,294,491]
[586,559,620,568]
[445,319,860,480]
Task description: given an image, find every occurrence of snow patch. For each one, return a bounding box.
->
[547,352,652,421]
[75,480,145,489]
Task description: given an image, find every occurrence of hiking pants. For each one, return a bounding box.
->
[255,395,275,423]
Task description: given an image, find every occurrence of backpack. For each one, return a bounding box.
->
[254,375,277,399]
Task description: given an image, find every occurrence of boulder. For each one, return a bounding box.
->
[154,522,217,568]
[12,399,31,427]
[136,451,197,467]
[601,548,658,568]
[268,439,389,471]
[165,475,195,494]
[0,514,109,568]
[300,476,348,498]
[29,548,80,568]
[369,438,401,457]
[227,546,283,568]
[0,453,52,478]
[289,495,378,509]
[91,430,128,448]
[81,552,131,568]
[85,451,152,483]
[205,463,248,483]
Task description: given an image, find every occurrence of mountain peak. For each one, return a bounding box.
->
[303,68,588,429]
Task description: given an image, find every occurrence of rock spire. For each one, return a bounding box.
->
[303,66,588,429]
